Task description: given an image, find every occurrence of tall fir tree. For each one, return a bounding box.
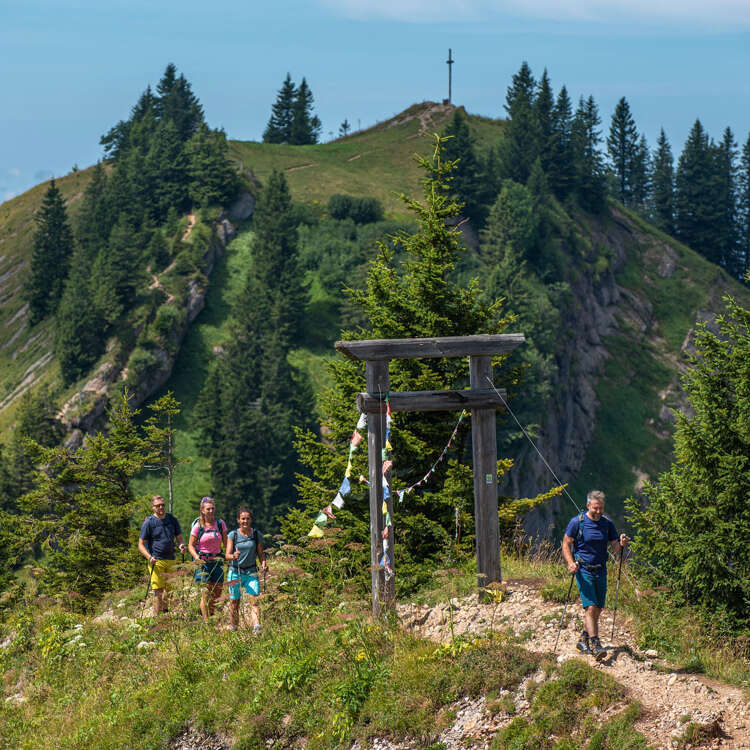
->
[739,133,750,278]
[290,78,321,146]
[572,95,606,212]
[143,119,190,221]
[631,133,651,211]
[607,97,639,206]
[156,64,204,141]
[535,69,555,173]
[24,180,74,325]
[185,123,238,207]
[75,162,112,262]
[501,62,540,184]
[55,247,106,384]
[441,109,485,223]
[675,120,721,265]
[548,86,575,200]
[263,73,297,144]
[714,127,741,277]
[650,129,675,235]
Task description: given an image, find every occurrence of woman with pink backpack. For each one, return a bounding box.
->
[188,496,228,622]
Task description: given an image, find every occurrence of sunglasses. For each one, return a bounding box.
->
[153,503,165,508]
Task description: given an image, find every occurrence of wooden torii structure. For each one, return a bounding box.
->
[335,333,525,615]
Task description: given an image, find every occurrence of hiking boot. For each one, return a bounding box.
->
[590,636,606,661]
[576,633,591,654]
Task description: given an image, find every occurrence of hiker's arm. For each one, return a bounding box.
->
[257,542,268,571]
[188,532,200,562]
[611,534,630,554]
[176,533,187,554]
[562,534,578,573]
[138,537,155,564]
[226,536,238,561]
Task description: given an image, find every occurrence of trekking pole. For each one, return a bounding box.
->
[554,572,576,655]
[263,568,267,595]
[611,545,624,641]
[141,561,155,618]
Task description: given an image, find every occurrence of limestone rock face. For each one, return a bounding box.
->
[228,191,255,222]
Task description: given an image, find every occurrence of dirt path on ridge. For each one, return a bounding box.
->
[398,581,750,749]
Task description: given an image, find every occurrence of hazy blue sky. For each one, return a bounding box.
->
[1,0,749,203]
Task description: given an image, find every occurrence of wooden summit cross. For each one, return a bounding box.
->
[335,333,525,615]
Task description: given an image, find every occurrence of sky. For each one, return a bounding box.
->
[1,0,749,204]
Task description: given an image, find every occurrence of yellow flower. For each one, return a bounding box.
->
[355,650,367,662]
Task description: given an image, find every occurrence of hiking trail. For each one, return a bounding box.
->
[398,579,749,750]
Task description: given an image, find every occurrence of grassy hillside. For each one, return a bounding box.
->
[0,167,95,431]
[228,102,502,216]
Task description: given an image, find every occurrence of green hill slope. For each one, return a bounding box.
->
[2,101,749,536]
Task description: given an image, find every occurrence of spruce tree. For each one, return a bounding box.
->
[626,291,750,627]
[535,69,555,173]
[144,119,189,221]
[75,162,111,262]
[675,120,720,264]
[631,133,650,211]
[156,64,204,141]
[739,133,750,278]
[24,180,74,325]
[441,109,484,223]
[339,119,351,137]
[185,123,238,207]
[714,127,741,276]
[501,62,540,184]
[548,86,575,200]
[290,78,321,145]
[55,247,105,384]
[285,137,552,594]
[650,129,675,234]
[607,97,639,206]
[572,96,606,212]
[263,73,297,144]
[22,395,152,609]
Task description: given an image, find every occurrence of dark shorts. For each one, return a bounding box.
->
[194,558,224,584]
[576,567,607,609]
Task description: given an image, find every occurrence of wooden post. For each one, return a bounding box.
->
[469,356,501,594]
[366,360,389,616]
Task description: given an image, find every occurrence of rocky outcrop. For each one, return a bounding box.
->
[58,216,234,435]
[507,210,712,534]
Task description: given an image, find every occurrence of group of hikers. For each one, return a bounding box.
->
[137,495,268,631]
[135,488,629,655]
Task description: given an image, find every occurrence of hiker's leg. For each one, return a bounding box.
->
[248,597,260,628]
[200,588,210,621]
[153,588,165,616]
[208,582,222,615]
[585,606,602,637]
[229,599,240,628]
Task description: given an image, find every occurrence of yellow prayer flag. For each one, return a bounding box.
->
[382,501,387,514]
[345,459,352,478]
[385,440,393,451]
[308,525,324,538]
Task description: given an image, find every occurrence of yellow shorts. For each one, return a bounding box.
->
[149,559,175,590]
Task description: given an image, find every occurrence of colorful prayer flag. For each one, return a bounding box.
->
[322,505,335,519]
[382,459,393,474]
[381,448,388,461]
[333,492,345,509]
[358,475,369,485]
[385,512,392,527]
[314,512,328,527]
[345,459,352,478]
[339,477,351,496]
[351,429,363,447]
[385,440,393,451]
[398,490,405,503]
[308,525,324,538]
[356,413,367,430]
[383,484,391,499]
[382,501,387,515]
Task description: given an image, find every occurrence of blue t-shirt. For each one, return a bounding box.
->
[230,528,264,572]
[565,513,618,567]
[140,514,182,560]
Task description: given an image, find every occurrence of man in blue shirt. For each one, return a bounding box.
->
[138,495,187,616]
[562,490,629,660]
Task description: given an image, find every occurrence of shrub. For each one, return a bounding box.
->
[327,194,383,224]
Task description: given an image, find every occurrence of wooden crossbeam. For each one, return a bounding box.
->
[335,334,525,361]
[356,388,506,413]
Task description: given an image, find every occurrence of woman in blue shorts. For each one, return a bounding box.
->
[226,505,268,633]
[188,496,227,622]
